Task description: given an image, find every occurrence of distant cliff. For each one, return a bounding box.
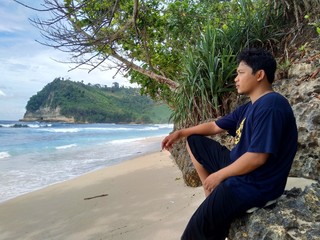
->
[21,78,171,123]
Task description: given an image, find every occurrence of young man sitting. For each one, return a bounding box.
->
[162,48,298,240]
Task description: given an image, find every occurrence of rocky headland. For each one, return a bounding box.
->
[21,106,75,123]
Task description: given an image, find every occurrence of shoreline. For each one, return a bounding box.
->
[0,150,204,240]
[0,148,316,240]
[0,135,166,203]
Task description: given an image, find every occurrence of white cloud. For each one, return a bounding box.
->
[0,0,34,32]
[0,0,137,120]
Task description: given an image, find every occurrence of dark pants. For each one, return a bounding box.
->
[181,135,249,240]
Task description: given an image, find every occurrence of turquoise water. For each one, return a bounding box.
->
[0,121,173,202]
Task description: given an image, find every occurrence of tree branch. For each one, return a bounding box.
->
[15,0,178,92]
[111,50,178,89]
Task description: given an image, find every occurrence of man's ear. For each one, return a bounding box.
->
[256,70,266,82]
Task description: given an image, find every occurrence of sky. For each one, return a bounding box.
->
[0,0,135,120]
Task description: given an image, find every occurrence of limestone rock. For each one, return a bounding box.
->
[21,106,75,123]
[288,62,313,78]
[273,71,320,181]
[228,182,320,240]
[170,139,201,187]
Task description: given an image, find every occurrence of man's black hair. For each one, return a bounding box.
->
[237,48,277,84]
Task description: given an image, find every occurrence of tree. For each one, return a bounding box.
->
[112,82,119,89]
[15,0,231,103]
[16,0,320,125]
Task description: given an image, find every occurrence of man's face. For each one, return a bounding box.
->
[234,61,258,95]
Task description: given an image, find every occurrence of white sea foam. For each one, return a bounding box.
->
[0,124,13,128]
[0,152,10,159]
[138,127,159,131]
[138,124,173,131]
[56,144,77,150]
[84,127,131,131]
[28,123,52,128]
[0,122,54,128]
[84,126,160,132]
[109,137,145,144]
[27,124,41,128]
[40,128,80,133]
[0,121,173,202]
[155,123,174,129]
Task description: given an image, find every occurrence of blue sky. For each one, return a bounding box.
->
[0,0,133,120]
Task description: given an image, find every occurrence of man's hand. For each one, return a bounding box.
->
[161,131,181,151]
[203,172,224,193]
[161,122,224,151]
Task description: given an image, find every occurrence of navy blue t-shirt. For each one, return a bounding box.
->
[216,92,298,205]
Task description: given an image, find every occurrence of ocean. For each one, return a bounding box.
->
[0,120,173,203]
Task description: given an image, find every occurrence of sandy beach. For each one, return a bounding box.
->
[0,149,315,240]
[0,150,203,240]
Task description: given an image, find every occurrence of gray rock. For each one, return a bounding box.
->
[228,182,320,240]
[273,76,320,181]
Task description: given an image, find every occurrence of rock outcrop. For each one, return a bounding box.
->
[21,106,75,123]
[229,182,320,240]
[273,72,320,181]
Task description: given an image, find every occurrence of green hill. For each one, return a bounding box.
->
[23,78,172,123]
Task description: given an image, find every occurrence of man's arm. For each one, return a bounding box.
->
[203,152,269,192]
[161,122,225,150]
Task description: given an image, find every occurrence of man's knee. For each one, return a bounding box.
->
[185,135,200,158]
[186,134,201,144]
[186,134,204,151]
[186,134,196,152]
